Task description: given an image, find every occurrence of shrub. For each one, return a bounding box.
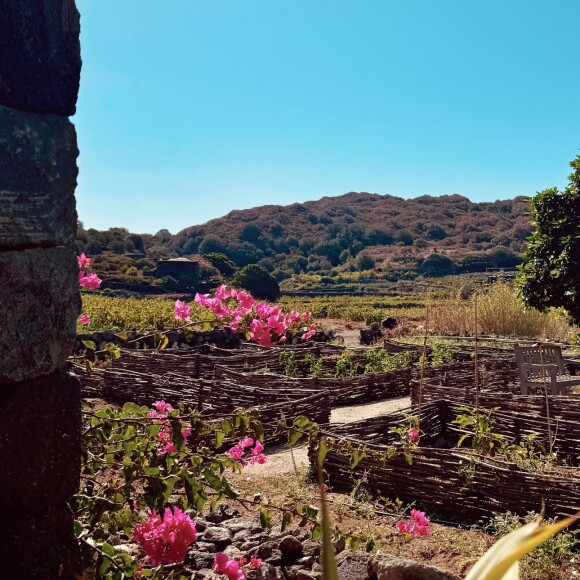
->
[232,264,280,300]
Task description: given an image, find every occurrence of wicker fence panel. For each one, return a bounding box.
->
[213,366,411,405]
[311,402,580,521]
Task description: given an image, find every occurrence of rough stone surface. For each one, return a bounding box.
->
[0,105,79,248]
[0,370,81,506]
[0,503,81,578]
[368,552,460,580]
[0,0,81,115]
[336,551,369,580]
[0,246,81,383]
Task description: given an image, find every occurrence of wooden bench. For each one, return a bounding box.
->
[514,344,580,395]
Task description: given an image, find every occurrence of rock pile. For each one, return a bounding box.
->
[117,506,458,580]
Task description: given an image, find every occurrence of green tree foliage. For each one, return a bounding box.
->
[355,253,375,270]
[203,252,237,278]
[420,253,456,277]
[232,264,280,300]
[518,155,580,324]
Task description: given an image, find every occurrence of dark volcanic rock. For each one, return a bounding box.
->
[0,371,81,506]
[0,105,79,248]
[0,247,81,383]
[0,0,81,115]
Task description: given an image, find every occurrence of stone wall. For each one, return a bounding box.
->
[0,1,83,577]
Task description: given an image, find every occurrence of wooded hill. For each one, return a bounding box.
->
[76,192,532,284]
[172,193,531,278]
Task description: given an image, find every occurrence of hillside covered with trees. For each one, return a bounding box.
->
[172,193,530,278]
[76,192,531,290]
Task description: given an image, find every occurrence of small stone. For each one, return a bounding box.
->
[233,529,252,543]
[187,550,215,571]
[296,556,315,567]
[368,552,460,580]
[279,535,304,564]
[336,551,369,580]
[203,526,232,547]
[223,516,263,534]
[287,566,321,580]
[195,541,216,553]
[240,541,260,551]
[223,545,244,560]
[302,540,321,558]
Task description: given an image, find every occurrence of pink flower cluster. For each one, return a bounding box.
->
[408,428,420,444]
[149,400,191,454]
[77,254,102,325]
[214,553,262,579]
[78,253,102,290]
[174,299,191,321]
[188,285,316,347]
[225,437,267,467]
[132,507,197,566]
[396,509,430,537]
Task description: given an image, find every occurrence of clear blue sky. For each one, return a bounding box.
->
[75,0,580,234]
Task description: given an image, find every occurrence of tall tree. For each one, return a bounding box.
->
[518,154,580,324]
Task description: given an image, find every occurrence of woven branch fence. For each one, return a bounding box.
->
[78,367,331,444]
[213,366,411,406]
[410,361,580,463]
[310,401,580,522]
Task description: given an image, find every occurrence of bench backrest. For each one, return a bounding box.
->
[514,344,566,383]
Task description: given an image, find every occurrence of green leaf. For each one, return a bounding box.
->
[215,430,225,449]
[293,415,311,429]
[82,340,96,350]
[73,520,83,537]
[156,333,169,350]
[281,511,292,532]
[259,507,272,529]
[350,449,367,469]
[311,523,323,540]
[287,428,303,447]
[203,468,223,492]
[317,438,331,467]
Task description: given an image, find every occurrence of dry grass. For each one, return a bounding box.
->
[430,283,574,341]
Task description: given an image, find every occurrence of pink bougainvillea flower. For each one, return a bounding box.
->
[77,253,91,269]
[302,322,317,341]
[214,553,245,580]
[152,400,174,414]
[236,290,255,310]
[79,313,91,325]
[174,299,191,321]
[212,298,231,318]
[79,273,102,289]
[133,507,197,566]
[250,557,262,569]
[408,428,420,443]
[225,439,267,468]
[149,401,190,454]
[396,520,412,534]
[396,509,430,537]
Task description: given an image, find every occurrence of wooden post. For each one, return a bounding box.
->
[538,345,554,454]
[474,292,480,410]
[417,306,429,425]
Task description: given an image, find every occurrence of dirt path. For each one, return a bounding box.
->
[240,396,410,477]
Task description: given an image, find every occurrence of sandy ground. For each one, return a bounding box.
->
[239,396,410,477]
